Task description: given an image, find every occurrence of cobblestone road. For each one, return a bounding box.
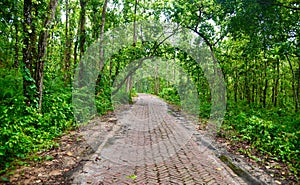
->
[71,94,247,185]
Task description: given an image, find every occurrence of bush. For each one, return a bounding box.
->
[222,104,300,176]
[158,87,180,104]
[0,91,75,171]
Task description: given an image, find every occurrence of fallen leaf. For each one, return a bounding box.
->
[49,170,61,176]
[108,118,118,122]
[275,180,281,184]
[126,175,137,180]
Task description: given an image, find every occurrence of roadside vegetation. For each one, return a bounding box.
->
[1,0,299,183]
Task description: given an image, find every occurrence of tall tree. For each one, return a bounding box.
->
[99,0,109,71]
[35,0,59,110]
[22,0,36,106]
[126,0,139,93]
[95,0,109,91]
[79,0,86,59]
[64,0,71,86]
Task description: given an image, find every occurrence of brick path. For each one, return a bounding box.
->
[71,94,247,185]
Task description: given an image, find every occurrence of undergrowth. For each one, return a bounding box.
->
[222,102,300,179]
[0,70,113,176]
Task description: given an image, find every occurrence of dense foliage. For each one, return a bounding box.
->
[0,0,299,181]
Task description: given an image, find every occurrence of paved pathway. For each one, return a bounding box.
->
[71,94,247,185]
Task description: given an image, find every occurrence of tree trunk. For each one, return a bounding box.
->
[79,0,86,59]
[251,62,256,103]
[99,0,108,70]
[64,0,71,86]
[272,58,280,107]
[73,34,78,70]
[133,0,138,46]
[76,0,87,88]
[297,62,300,104]
[14,20,19,68]
[259,62,263,105]
[263,59,268,108]
[274,59,279,107]
[245,60,250,104]
[92,4,99,40]
[35,0,59,110]
[234,61,238,102]
[96,0,108,89]
[126,0,139,94]
[286,54,299,112]
[109,58,113,85]
[22,0,35,106]
[154,62,160,95]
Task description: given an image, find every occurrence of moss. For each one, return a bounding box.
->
[219,155,265,185]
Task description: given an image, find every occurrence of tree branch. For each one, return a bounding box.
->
[112,56,153,95]
[259,1,300,11]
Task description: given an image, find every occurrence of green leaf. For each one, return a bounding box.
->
[126,175,137,180]
[0,176,10,182]
[45,155,54,161]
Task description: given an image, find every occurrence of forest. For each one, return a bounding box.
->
[0,0,299,182]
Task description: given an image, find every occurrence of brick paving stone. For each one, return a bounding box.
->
[207,179,218,185]
[71,94,248,185]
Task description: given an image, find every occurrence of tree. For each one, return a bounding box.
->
[22,0,37,106]
[217,0,300,111]
[64,0,71,86]
[35,0,59,110]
